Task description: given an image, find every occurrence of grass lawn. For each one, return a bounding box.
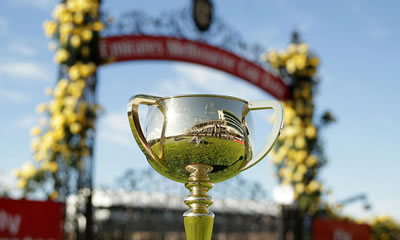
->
[150,137,246,182]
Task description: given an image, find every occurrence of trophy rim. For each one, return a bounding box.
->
[154,94,248,104]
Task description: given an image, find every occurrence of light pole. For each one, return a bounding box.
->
[337,193,372,211]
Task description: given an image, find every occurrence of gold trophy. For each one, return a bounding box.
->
[127,94,284,240]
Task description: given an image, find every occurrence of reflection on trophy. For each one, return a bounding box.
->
[127,94,284,240]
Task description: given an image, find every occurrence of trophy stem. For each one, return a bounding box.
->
[183,164,214,240]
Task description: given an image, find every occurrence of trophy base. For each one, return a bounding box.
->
[183,164,214,240]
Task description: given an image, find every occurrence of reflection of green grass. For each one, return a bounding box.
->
[151,137,245,182]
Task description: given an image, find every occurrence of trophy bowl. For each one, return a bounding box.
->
[127,94,283,240]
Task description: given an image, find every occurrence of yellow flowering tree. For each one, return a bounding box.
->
[262,33,335,213]
[14,0,103,201]
[369,216,400,240]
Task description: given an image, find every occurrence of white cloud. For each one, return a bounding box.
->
[0,87,30,103]
[0,61,51,82]
[8,43,37,57]
[7,0,57,10]
[0,169,16,187]
[154,63,269,101]
[0,169,21,197]
[15,114,38,129]
[0,17,7,36]
[98,112,133,147]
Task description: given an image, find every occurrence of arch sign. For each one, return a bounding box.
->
[99,35,289,100]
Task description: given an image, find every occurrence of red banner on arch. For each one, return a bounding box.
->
[99,35,289,100]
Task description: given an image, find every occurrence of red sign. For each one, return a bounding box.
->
[312,218,370,240]
[0,198,64,240]
[99,35,289,100]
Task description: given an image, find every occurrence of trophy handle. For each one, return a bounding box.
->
[240,100,284,171]
[127,94,164,166]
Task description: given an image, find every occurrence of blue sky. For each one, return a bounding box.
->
[1,0,399,221]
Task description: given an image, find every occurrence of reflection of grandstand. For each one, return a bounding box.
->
[185,109,245,141]
[218,109,244,137]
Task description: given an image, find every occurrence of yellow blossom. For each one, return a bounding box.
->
[92,21,104,31]
[297,43,308,54]
[294,150,307,163]
[267,51,278,65]
[305,125,317,138]
[20,162,37,178]
[309,57,319,67]
[284,107,295,124]
[41,132,55,149]
[70,34,81,48]
[65,110,78,123]
[287,44,297,54]
[79,64,91,78]
[305,155,318,167]
[286,59,296,73]
[293,171,304,182]
[49,191,59,200]
[294,54,307,70]
[42,161,58,173]
[70,122,82,134]
[69,65,81,80]
[31,138,41,152]
[81,29,93,41]
[43,21,57,37]
[301,87,311,98]
[60,23,73,36]
[295,136,306,149]
[297,164,307,174]
[68,81,85,97]
[51,114,66,129]
[36,103,47,113]
[282,126,299,138]
[54,48,69,63]
[30,127,41,136]
[64,96,78,108]
[74,12,84,25]
[60,12,73,23]
[53,85,66,98]
[33,152,42,162]
[17,179,27,189]
[306,180,320,192]
[52,4,67,19]
[49,99,63,113]
[56,78,68,90]
[48,162,58,173]
[53,128,65,140]
[73,27,82,35]
[295,183,305,194]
